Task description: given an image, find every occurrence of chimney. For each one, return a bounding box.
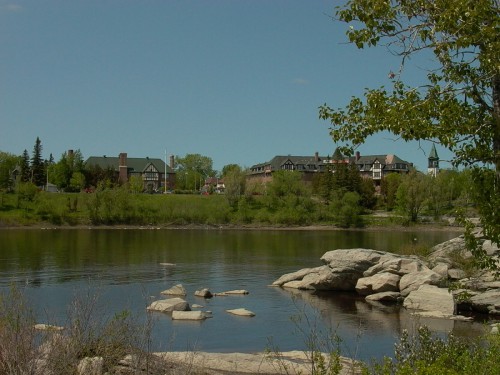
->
[68,149,74,157]
[118,152,128,184]
[314,151,319,162]
[355,151,361,161]
[169,155,175,170]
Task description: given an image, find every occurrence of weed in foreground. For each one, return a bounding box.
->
[0,285,202,375]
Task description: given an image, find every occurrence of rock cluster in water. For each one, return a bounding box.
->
[147,284,254,320]
[272,233,500,320]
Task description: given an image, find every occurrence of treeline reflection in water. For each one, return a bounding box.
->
[0,228,484,360]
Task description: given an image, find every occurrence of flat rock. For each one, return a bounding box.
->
[147,298,190,313]
[403,285,456,316]
[226,308,255,317]
[161,284,187,296]
[222,289,249,295]
[34,323,64,331]
[157,351,360,375]
[172,311,212,320]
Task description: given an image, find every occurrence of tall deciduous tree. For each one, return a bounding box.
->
[223,165,246,208]
[51,150,85,192]
[175,154,215,190]
[396,171,430,223]
[319,0,499,269]
[0,151,20,190]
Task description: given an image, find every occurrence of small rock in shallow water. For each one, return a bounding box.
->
[226,308,255,317]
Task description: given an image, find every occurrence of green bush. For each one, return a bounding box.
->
[364,326,500,375]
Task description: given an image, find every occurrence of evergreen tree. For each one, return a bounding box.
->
[30,137,44,186]
[20,149,30,183]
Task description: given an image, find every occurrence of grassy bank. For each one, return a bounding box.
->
[0,190,456,230]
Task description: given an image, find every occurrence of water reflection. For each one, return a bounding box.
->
[0,228,468,359]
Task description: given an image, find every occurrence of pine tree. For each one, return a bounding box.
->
[30,137,44,186]
[20,149,30,183]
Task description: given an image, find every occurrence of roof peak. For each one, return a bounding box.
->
[429,144,439,159]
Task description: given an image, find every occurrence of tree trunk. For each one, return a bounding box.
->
[493,73,500,178]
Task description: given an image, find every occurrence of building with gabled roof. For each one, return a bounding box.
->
[247,150,412,186]
[85,153,176,192]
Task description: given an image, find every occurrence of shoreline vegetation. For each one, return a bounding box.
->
[0,190,467,233]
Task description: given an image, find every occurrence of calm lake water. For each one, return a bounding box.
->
[0,228,487,360]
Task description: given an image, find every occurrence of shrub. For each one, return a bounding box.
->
[364,326,500,375]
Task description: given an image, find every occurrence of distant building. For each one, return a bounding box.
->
[247,150,412,186]
[85,153,176,192]
[427,144,440,177]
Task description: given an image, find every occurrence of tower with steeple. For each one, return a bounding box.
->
[428,144,439,177]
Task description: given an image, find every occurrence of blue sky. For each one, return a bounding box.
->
[0,0,453,172]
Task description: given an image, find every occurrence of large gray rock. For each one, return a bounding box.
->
[469,289,500,315]
[403,285,456,316]
[320,249,388,273]
[428,236,469,265]
[273,249,445,293]
[147,298,190,313]
[363,257,426,277]
[272,266,329,287]
[274,249,391,291]
[399,269,442,296]
[277,265,351,290]
[355,272,400,295]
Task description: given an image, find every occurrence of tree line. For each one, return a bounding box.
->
[0,137,474,227]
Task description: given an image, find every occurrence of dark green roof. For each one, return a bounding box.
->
[429,144,439,160]
[250,152,412,173]
[85,156,175,174]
